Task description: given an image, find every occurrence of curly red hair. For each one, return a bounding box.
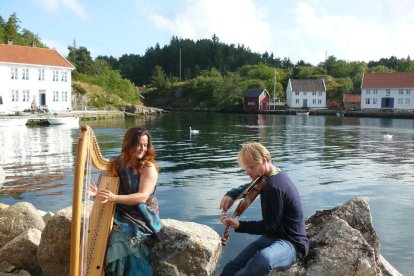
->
[111,126,158,173]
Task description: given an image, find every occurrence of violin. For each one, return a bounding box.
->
[221,175,268,246]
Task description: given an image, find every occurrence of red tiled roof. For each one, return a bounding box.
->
[361,72,414,88]
[343,94,361,102]
[0,44,74,68]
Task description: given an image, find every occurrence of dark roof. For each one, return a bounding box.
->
[361,72,414,88]
[0,44,74,68]
[244,88,268,97]
[290,79,325,91]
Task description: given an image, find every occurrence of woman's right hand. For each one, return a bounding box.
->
[220,196,234,213]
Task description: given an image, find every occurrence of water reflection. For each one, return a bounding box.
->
[0,125,78,199]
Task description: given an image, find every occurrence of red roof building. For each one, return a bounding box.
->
[361,73,414,111]
[0,43,74,113]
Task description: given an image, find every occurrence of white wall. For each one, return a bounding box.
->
[0,63,72,113]
[361,88,414,110]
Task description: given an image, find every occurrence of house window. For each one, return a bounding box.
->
[0,96,3,105]
[319,92,322,96]
[11,90,19,102]
[295,99,300,104]
[23,90,30,102]
[373,89,378,94]
[53,91,59,102]
[38,69,45,81]
[373,98,378,104]
[407,89,411,94]
[22,69,29,80]
[61,72,68,82]
[318,99,322,104]
[312,99,316,104]
[11,68,18,79]
[312,92,316,96]
[366,89,370,94]
[365,98,370,104]
[406,98,411,105]
[62,91,68,102]
[399,89,404,95]
[53,71,59,81]
[303,92,307,96]
[295,92,299,96]
[386,89,390,96]
[247,101,255,106]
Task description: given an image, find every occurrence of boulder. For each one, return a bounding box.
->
[270,197,402,276]
[0,202,44,249]
[0,229,42,275]
[37,207,72,276]
[150,219,222,276]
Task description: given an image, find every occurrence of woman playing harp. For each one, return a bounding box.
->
[91,125,162,275]
[70,125,161,276]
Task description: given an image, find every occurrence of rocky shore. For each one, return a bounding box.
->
[0,197,402,276]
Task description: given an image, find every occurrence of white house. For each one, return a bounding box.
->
[286,79,326,109]
[360,72,414,111]
[0,43,75,114]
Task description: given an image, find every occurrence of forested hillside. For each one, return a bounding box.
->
[2,13,414,111]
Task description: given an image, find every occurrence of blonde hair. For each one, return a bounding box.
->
[237,142,271,168]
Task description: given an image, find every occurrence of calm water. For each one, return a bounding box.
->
[1,112,413,275]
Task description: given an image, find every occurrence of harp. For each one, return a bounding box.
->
[69,126,120,276]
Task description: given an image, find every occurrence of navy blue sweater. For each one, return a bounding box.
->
[226,172,309,258]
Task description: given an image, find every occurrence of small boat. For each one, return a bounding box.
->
[48,116,79,126]
[296,111,309,116]
[0,117,28,127]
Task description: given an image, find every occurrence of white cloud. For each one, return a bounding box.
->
[146,0,272,53]
[289,1,414,64]
[31,0,87,20]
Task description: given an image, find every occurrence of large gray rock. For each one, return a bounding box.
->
[151,219,222,276]
[0,229,42,276]
[270,197,401,276]
[37,207,72,276]
[0,202,45,249]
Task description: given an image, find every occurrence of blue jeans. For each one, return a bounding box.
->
[220,236,297,276]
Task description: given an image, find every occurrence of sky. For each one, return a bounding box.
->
[2,0,414,66]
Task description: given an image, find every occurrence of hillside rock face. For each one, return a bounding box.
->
[0,197,402,276]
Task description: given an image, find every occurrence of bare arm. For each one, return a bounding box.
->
[97,163,158,205]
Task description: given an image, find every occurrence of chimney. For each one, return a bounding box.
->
[7,39,13,45]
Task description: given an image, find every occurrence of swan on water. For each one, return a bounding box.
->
[190,127,199,134]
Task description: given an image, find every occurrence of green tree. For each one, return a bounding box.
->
[0,16,5,43]
[4,13,23,45]
[213,72,246,109]
[368,65,393,73]
[21,28,47,47]
[67,42,94,75]
[151,65,170,90]
[395,56,414,72]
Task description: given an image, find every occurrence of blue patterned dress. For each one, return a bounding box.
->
[105,161,162,276]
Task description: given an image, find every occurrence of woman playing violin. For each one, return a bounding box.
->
[219,142,309,276]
